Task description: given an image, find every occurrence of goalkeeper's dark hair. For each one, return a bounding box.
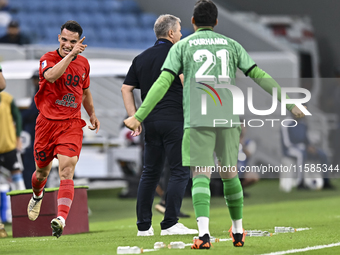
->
[193,0,218,27]
[61,20,83,37]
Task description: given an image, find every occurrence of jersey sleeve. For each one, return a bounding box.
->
[83,60,90,89]
[232,40,256,75]
[39,53,57,77]
[123,58,140,88]
[161,42,183,76]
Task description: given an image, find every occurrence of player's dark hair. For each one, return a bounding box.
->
[60,20,83,37]
[193,0,218,27]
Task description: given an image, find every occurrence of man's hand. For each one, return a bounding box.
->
[71,37,87,57]
[131,125,142,137]
[16,137,22,152]
[124,116,141,132]
[291,105,306,118]
[88,114,100,133]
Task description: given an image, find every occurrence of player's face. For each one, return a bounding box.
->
[173,22,182,44]
[58,28,80,57]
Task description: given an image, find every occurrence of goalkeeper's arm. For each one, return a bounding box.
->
[247,66,295,111]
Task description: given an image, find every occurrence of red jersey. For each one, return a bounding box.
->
[35,49,90,120]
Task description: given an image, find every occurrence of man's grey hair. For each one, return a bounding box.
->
[154,14,181,39]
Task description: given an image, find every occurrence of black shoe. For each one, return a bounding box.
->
[229,227,246,247]
[297,182,308,190]
[323,182,336,190]
[191,234,211,249]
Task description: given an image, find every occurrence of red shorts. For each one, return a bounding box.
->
[34,114,86,168]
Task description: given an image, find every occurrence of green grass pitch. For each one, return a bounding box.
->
[1,179,340,255]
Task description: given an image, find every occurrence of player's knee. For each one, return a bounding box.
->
[36,169,49,180]
[59,166,74,180]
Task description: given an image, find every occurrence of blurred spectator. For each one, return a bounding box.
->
[318,68,340,167]
[0,66,5,91]
[20,70,39,189]
[281,117,334,190]
[237,123,259,197]
[0,0,9,11]
[0,69,8,237]
[0,222,7,237]
[0,90,25,191]
[0,20,30,45]
[0,0,10,27]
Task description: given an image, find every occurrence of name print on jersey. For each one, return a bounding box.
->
[55,93,78,108]
[189,37,228,47]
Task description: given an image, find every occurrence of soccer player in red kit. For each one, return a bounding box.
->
[27,20,100,238]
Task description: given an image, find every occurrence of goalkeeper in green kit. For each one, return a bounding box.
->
[124,0,305,249]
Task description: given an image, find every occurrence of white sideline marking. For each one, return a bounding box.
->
[143,249,157,252]
[295,228,311,231]
[260,242,340,255]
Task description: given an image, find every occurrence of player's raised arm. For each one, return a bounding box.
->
[44,35,87,83]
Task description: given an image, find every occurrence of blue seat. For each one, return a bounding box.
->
[181,28,194,38]
[106,13,125,28]
[17,13,35,27]
[78,0,100,14]
[123,14,138,29]
[140,13,157,29]
[82,27,96,44]
[28,0,50,13]
[91,13,108,28]
[101,0,122,14]
[44,25,61,43]
[140,28,156,42]
[0,26,6,37]
[125,28,145,43]
[97,27,114,41]
[60,12,78,24]
[121,0,141,14]
[111,27,129,44]
[9,1,23,12]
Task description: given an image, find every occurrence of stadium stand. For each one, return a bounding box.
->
[5,0,191,49]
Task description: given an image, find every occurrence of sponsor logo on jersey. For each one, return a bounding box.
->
[55,93,78,108]
[41,60,47,69]
[82,73,86,81]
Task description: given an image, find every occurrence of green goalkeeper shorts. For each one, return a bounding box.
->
[182,126,241,167]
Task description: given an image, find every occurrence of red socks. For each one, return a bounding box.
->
[32,171,47,197]
[32,172,74,221]
[57,179,74,220]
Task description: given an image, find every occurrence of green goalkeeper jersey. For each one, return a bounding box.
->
[134,28,294,128]
[161,28,256,128]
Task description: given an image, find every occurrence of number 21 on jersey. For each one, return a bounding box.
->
[194,49,230,84]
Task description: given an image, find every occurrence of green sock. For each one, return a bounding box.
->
[222,177,243,220]
[192,175,211,218]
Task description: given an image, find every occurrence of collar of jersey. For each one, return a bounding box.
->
[56,49,77,61]
[154,38,173,45]
[196,28,213,32]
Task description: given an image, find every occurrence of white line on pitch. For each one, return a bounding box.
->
[260,242,340,255]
